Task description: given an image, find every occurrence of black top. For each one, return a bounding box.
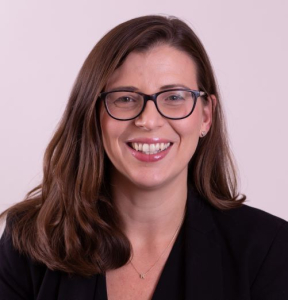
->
[95,220,186,300]
[1,190,288,299]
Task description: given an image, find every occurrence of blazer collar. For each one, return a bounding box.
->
[184,189,223,299]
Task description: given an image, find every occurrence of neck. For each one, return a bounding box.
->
[110,170,187,244]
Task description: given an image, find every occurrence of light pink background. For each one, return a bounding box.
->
[1,0,287,227]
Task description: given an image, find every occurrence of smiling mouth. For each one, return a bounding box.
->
[128,142,172,155]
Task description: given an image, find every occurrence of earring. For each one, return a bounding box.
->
[200,131,206,138]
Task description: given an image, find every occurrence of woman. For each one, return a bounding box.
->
[1,15,288,300]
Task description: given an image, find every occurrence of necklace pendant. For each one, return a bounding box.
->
[140,274,145,279]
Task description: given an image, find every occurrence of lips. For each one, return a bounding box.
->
[126,139,173,162]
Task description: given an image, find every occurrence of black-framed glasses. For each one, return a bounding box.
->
[99,88,207,121]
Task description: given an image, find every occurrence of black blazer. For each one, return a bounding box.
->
[1,191,288,300]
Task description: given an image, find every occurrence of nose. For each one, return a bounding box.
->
[134,100,165,130]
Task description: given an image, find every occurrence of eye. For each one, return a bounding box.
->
[166,94,185,101]
[114,96,135,103]
[158,90,191,108]
[163,92,187,103]
[112,94,140,108]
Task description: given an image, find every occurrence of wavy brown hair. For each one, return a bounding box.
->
[1,15,245,276]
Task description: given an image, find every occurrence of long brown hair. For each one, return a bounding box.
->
[1,15,245,276]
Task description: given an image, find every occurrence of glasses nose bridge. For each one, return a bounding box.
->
[142,92,159,109]
[138,92,162,118]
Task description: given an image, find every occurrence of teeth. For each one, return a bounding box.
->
[130,142,171,154]
[142,143,149,152]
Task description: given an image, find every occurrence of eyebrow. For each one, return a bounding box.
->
[108,86,139,92]
[107,84,192,92]
[159,84,191,90]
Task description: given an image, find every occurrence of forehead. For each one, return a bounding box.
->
[105,45,198,92]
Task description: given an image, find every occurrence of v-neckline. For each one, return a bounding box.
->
[96,220,186,300]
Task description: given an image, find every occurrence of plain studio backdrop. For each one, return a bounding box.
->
[0,0,287,232]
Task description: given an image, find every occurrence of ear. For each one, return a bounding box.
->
[200,94,217,137]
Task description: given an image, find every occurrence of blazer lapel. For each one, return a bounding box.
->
[184,191,223,299]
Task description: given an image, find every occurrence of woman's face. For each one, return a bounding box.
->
[100,44,213,190]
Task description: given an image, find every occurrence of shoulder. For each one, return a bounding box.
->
[188,190,287,243]
[206,199,288,260]
[210,201,288,296]
[210,202,287,245]
[0,219,52,299]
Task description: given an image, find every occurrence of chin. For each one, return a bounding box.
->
[130,177,168,190]
[118,169,170,191]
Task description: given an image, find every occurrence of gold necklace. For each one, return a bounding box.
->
[129,209,186,279]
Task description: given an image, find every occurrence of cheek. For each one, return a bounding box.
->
[182,126,200,153]
[173,114,202,157]
[176,110,202,139]
[100,110,117,156]
[100,111,128,159]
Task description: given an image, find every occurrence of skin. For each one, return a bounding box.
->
[100,44,214,300]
